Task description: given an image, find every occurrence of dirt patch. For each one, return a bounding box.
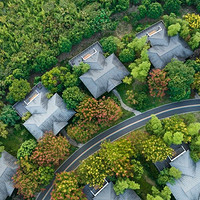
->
[115,21,133,39]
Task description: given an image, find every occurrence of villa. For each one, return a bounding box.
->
[167,150,200,200]
[136,21,193,69]
[13,83,75,140]
[0,151,18,200]
[83,181,141,200]
[69,42,129,98]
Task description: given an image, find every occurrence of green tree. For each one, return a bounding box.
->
[100,36,123,54]
[173,132,184,144]
[185,60,200,73]
[158,167,181,185]
[187,123,200,136]
[0,105,20,126]
[140,135,173,162]
[130,61,151,82]
[119,48,135,63]
[189,32,200,50]
[7,79,31,103]
[147,3,163,19]
[0,121,8,138]
[38,166,54,185]
[72,62,90,76]
[51,171,87,200]
[163,0,181,14]
[62,86,85,109]
[17,139,37,160]
[113,178,140,195]
[0,142,4,155]
[165,60,195,101]
[192,72,200,95]
[41,66,69,93]
[147,186,171,200]
[146,114,164,136]
[138,5,147,19]
[64,72,79,87]
[169,166,182,179]
[122,76,133,85]
[127,36,148,53]
[167,23,181,36]
[58,37,72,53]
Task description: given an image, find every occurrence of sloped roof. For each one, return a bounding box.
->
[136,20,193,69]
[80,53,129,98]
[84,183,141,200]
[93,182,118,200]
[69,42,129,98]
[0,151,18,200]
[23,93,75,140]
[118,189,141,200]
[167,150,200,200]
[148,35,193,69]
[170,150,195,177]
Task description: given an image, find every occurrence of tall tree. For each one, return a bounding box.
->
[148,69,170,98]
[51,171,87,200]
[30,133,71,167]
[163,0,181,15]
[165,60,195,101]
[145,114,164,137]
[0,105,20,126]
[62,86,85,109]
[147,3,163,19]
[7,79,31,103]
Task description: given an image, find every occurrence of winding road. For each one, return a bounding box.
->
[36,99,200,200]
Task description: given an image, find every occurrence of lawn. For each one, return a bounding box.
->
[0,126,35,157]
[117,82,173,112]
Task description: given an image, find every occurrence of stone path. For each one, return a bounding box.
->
[112,89,141,116]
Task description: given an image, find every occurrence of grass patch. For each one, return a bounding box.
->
[0,127,35,157]
[116,82,173,112]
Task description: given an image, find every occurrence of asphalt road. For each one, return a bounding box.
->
[36,99,200,200]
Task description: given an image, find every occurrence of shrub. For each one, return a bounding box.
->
[17,139,37,160]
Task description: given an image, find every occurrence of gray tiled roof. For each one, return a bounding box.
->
[69,42,129,98]
[93,182,118,200]
[167,150,200,200]
[118,189,141,200]
[0,151,18,200]
[84,183,141,200]
[80,53,129,98]
[23,93,75,140]
[136,21,193,69]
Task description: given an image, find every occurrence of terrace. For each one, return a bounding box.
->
[13,82,49,117]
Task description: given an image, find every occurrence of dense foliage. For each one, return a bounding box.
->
[17,139,37,160]
[0,105,20,126]
[13,133,71,199]
[51,171,87,200]
[165,60,195,101]
[78,139,143,187]
[157,167,182,185]
[31,133,71,167]
[67,96,122,143]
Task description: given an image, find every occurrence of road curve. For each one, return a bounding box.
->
[36,99,200,200]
